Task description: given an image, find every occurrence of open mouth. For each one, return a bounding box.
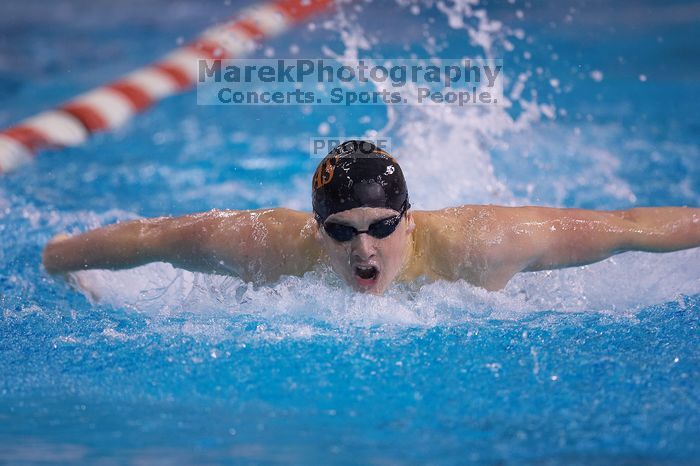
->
[354,265,379,287]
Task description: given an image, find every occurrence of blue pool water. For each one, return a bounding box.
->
[1,0,699,463]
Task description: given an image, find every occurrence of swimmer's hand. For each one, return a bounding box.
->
[50,233,71,243]
[43,233,74,276]
[43,233,103,301]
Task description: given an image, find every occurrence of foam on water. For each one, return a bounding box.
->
[69,245,698,334]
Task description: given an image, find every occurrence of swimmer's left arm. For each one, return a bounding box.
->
[458,206,700,290]
[486,205,700,274]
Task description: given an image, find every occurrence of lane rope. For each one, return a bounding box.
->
[0,0,333,174]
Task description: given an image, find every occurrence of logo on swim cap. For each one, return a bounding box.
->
[312,155,338,190]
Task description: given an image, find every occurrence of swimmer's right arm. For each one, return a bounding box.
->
[42,209,319,281]
[43,218,165,274]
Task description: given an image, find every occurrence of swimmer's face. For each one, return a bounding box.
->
[316,207,415,295]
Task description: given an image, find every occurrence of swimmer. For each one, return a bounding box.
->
[42,140,700,294]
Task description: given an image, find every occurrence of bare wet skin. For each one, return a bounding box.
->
[42,205,700,295]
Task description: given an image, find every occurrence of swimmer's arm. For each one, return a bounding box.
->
[473,206,700,287]
[42,209,319,281]
[42,218,168,274]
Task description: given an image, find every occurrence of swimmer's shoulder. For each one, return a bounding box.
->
[254,207,315,237]
[410,205,505,282]
[412,204,499,238]
[208,207,320,279]
[256,208,321,274]
[210,207,312,226]
[213,207,316,246]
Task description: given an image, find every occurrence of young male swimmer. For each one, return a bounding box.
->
[43,140,700,295]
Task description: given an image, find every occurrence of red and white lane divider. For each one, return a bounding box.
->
[0,0,333,174]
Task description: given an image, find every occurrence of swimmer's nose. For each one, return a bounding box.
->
[351,233,376,260]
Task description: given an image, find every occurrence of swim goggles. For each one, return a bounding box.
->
[318,202,409,242]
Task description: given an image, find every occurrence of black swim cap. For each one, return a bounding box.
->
[312,140,410,223]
